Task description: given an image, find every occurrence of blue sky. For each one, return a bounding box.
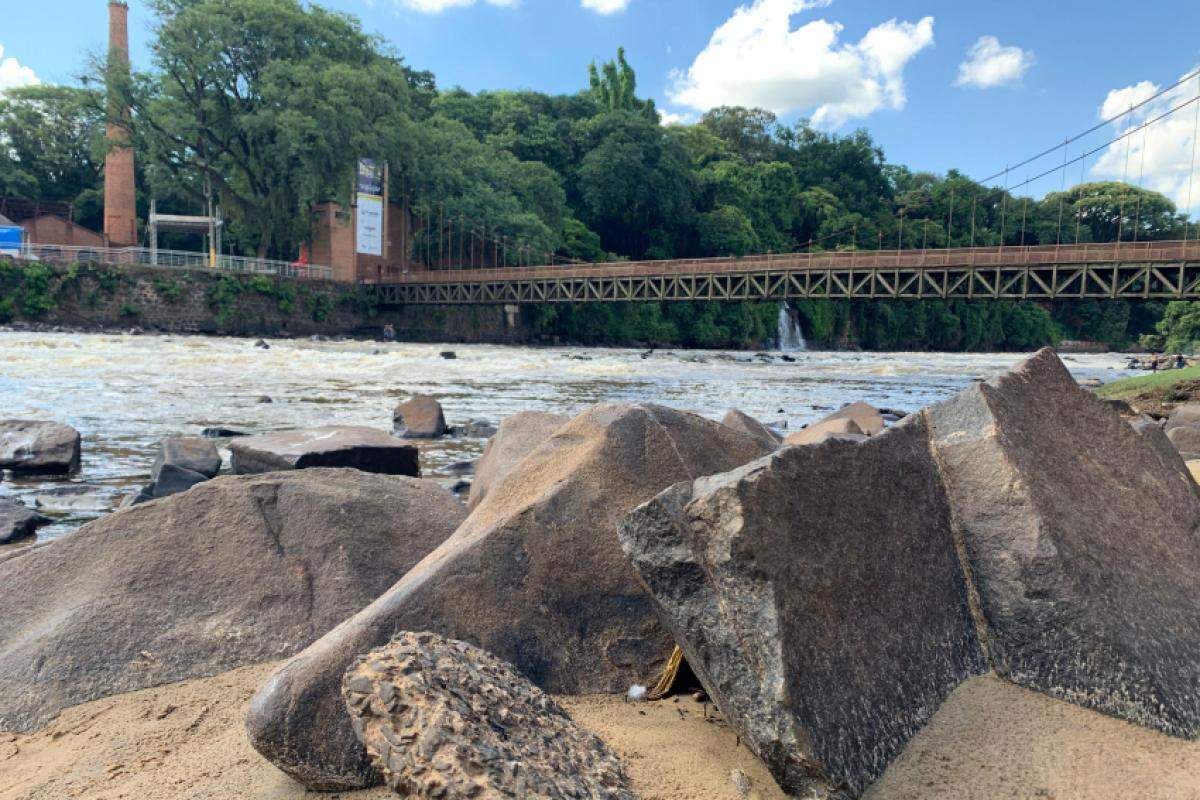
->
[4,0,1200,209]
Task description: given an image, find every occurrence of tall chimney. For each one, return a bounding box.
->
[103,1,137,247]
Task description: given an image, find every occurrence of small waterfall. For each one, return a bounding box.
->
[776,303,807,352]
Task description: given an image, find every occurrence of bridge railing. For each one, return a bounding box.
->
[9,243,335,281]
[376,239,1200,285]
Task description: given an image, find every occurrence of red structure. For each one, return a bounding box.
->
[103,1,137,247]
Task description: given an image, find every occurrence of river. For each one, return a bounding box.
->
[0,332,1135,543]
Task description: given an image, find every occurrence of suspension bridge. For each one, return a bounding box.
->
[374,66,1200,306]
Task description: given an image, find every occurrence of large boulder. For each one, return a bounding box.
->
[721,409,783,450]
[153,437,221,480]
[230,427,419,476]
[0,421,81,475]
[0,499,50,545]
[343,632,635,799]
[246,403,772,790]
[784,416,866,446]
[925,347,1200,738]
[1164,404,1200,431]
[825,401,885,435]
[0,469,465,734]
[1167,425,1200,459]
[467,411,570,510]
[621,417,985,798]
[393,395,447,439]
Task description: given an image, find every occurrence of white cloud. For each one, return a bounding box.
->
[582,0,630,14]
[667,0,934,128]
[659,109,695,126]
[393,0,516,13]
[954,36,1034,89]
[0,44,39,91]
[1091,68,1200,213]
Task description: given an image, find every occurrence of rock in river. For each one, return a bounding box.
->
[393,395,447,439]
[247,403,772,791]
[0,420,81,475]
[230,427,419,476]
[468,410,570,510]
[154,437,221,480]
[0,469,465,734]
[721,409,783,450]
[621,416,985,798]
[0,499,50,545]
[343,632,635,800]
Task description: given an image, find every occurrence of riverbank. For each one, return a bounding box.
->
[1095,365,1200,415]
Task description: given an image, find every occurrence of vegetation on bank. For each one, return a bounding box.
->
[1096,366,1200,402]
[1,0,1197,349]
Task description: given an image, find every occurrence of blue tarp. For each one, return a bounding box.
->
[0,226,21,255]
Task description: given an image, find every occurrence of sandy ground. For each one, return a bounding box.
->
[2,663,1199,800]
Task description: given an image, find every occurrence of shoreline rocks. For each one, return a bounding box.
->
[467,410,570,510]
[0,420,81,475]
[0,499,50,545]
[394,395,447,439]
[230,427,419,476]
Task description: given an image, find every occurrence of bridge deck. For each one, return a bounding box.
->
[372,240,1200,305]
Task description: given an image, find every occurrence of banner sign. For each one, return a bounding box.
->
[0,226,21,257]
[355,158,384,256]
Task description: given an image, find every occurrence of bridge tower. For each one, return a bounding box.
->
[103,1,138,247]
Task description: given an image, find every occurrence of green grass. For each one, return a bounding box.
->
[1095,366,1200,400]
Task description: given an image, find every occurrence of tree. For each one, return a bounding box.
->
[588,48,656,121]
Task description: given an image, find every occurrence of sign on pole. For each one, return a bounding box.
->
[356,158,384,256]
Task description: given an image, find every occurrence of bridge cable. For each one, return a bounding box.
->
[1132,122,1150,242]
[1187,72,1200,243]
[1117,105,1134,243]
[1056,140,1069,246]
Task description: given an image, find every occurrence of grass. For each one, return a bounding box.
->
[1095,365,1200,400]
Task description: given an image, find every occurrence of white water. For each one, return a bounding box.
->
[0,332,1134,543]
[777,304,806,352]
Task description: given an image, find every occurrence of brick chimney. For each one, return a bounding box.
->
[103,1,137,247]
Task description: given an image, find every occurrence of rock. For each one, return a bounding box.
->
[0,421,81,475]
[393,395,447,439]
[926,348,1200,739]
[153,437,221,481]
[1101,398,1135,416]
[148,464,210,499]
[254,339,270,349]
[0,469,465,734]
[342,632,635,800]
[120,486,155,508]
[0,499,50,545]
[258,395,273,404]
[467,411,570,511]
[1079,377,1103,388]
[444,460,475,477]
[1167,425,1200,459]
[621,417,985,798]
[246,403,772,790]
[450,480,471,498]
[783,416,865,446]
[31,485,112,513]
[1165,404,1200,431]
[458,419,498,438]
[825,401,886,435]
[230,427,419,477]
[721,409,783,450]
[201,427,247,439]
[440,351,457,360]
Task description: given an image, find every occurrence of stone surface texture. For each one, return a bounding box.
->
[783,416,865,446]
[394,395,447,439]
[825,402,885,435]
[0,421,81,474]
[153,437,221,480]
[0,499,50,545]
[721,409,783,450]
[247,402,772,790]
[1166,425,1200,459]
[0,469,464,734]
[621,417,985,798]
[343,632,635,800]
[926,347,1200,739]
[467,411,570,510]
[230,427,419,476]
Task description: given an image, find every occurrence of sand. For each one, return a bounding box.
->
[3,664,1199,800]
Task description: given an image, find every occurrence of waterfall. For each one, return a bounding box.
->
[776,303,806,352]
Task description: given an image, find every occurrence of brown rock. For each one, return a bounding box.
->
[467,411,570,510]
[926,348,1200,738]
[825,401,885,435]
[0,469,464,734]
[343,632,635,799]
[393,395,447,439]
[1167,425,1200,459]
[1165,404,1200,431]
[784,416,865,446]
[0,420,81,475]
[721,409,783,450]
[229,427,418,476]
[621,418,985,798]
[153,437,221,480]
[246,403,772,790]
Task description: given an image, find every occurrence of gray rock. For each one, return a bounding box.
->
[0,421,81,475]
[468,411,570,511]
[0,469,465,734]
[230,427,419,477]
[246,403,772,791]
[393,395,447,439]
[343,632,635,800]
[153,437,221,481]
[721,409,783,450]
[149,464,210,498]
[1167,425,1200,459]
[31,485,111,514]
[620,417,985,798]
[825,401,885,435]
[458,419,498,438]
[1165,404,1200,431]
[926,348,1200,738]
[0,499,50,545]
[201,427,247,439]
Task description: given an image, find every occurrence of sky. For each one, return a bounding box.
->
[3,0,1200,211]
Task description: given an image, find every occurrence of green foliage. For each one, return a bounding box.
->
[118,303,141,317]
[152,275,184,302]
[207,276,244,326]
[1156,302,1200,354]
[530,301,777,349]
[307,292,334,322]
